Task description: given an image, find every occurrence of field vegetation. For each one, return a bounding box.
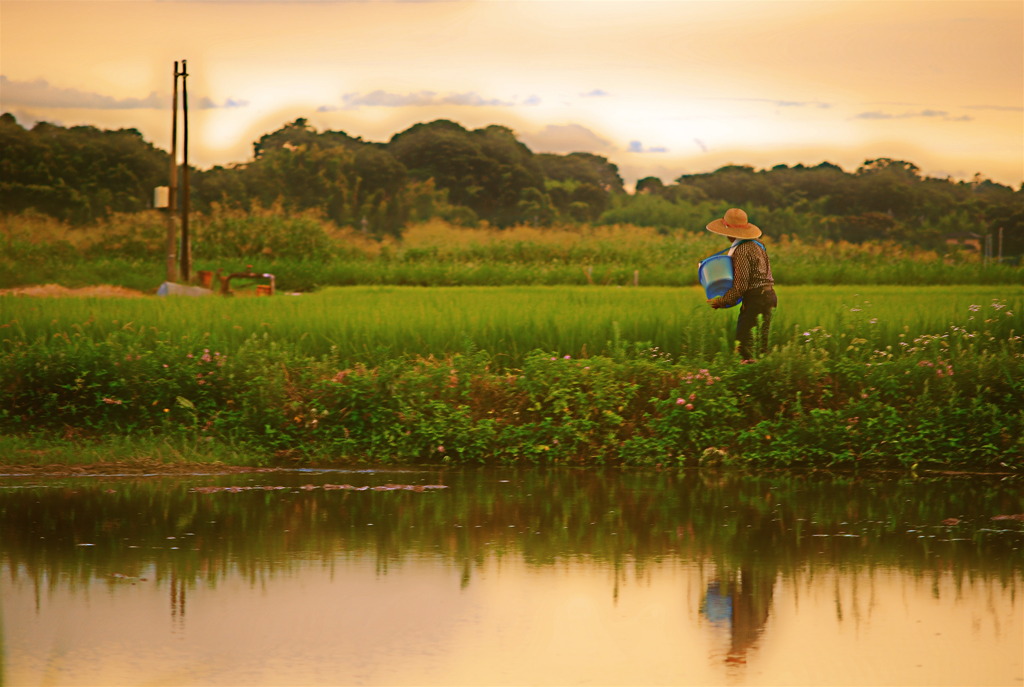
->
[2,208,1019,293]
[2,280,1020,471]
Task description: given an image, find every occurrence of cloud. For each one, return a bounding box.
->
[628,140,669,154]
[2,76,165,109]
[443,92,513,107]
[581,89,609,98]
[854,109,973,121]
[339,89,516,109]
[0,76,247,110]
[519,124,612,154]
[962,104,1024,112]
[694,138,708,153]
[721,97,831,109]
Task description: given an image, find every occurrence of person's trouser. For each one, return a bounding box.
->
[735,289,777,360]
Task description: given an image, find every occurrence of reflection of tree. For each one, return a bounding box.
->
[0,468,1020,616]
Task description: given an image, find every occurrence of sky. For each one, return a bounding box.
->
[2,0,1022,190]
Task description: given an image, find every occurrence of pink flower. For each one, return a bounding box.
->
[676,398,686,405]
[437,445,446,453]
[685,403,694,411]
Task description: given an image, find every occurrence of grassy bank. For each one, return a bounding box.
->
[3,212,1020,291]
[2,286,1021,471]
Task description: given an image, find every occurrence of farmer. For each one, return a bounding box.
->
[705,208,776,361]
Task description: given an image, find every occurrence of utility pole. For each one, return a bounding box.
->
[165,61,180,282]
[180,59,192,283]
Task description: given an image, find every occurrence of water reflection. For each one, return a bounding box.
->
[702,567,775,667]
[1,468,1021,686]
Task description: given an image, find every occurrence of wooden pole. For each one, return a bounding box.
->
[180,60,191,283]
[165,61,179,282]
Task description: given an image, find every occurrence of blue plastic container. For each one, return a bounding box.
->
[698,253,734,299]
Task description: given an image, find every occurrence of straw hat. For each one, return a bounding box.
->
[706,208,761,239]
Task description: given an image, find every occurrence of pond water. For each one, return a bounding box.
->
[1,467,1021,687]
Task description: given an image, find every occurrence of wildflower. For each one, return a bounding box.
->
[564,355,571,359]
[676,398,686,405]
[437,445,446,453]
[969,304,982,312]
[685,403,694,411]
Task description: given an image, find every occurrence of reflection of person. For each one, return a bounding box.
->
[701,567,775,665]
[705,208,777,361]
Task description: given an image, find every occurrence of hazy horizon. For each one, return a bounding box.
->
[2,0,1021,189]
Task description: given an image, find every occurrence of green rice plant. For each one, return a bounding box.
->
[2,285,1019,368]
[1,285,1020,470]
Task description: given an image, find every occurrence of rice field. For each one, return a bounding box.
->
[2,285,1019,368]
[1,284,1021,468]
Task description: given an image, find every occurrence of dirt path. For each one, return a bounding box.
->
[0,284,149,298]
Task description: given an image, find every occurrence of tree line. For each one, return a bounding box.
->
[1,112,1021,254]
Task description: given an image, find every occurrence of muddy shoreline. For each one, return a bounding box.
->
[0,462,289,477]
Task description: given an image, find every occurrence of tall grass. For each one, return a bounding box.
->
[3,211,1019,290]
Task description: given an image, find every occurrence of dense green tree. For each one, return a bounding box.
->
[675,165,780,208]
[2,112,1021,255]
[252,118,369,159]
[0,114,166,224]
[537,152,625,194]
[387,120,550,227]
[192,120,415,236]
[635,176,665,195]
